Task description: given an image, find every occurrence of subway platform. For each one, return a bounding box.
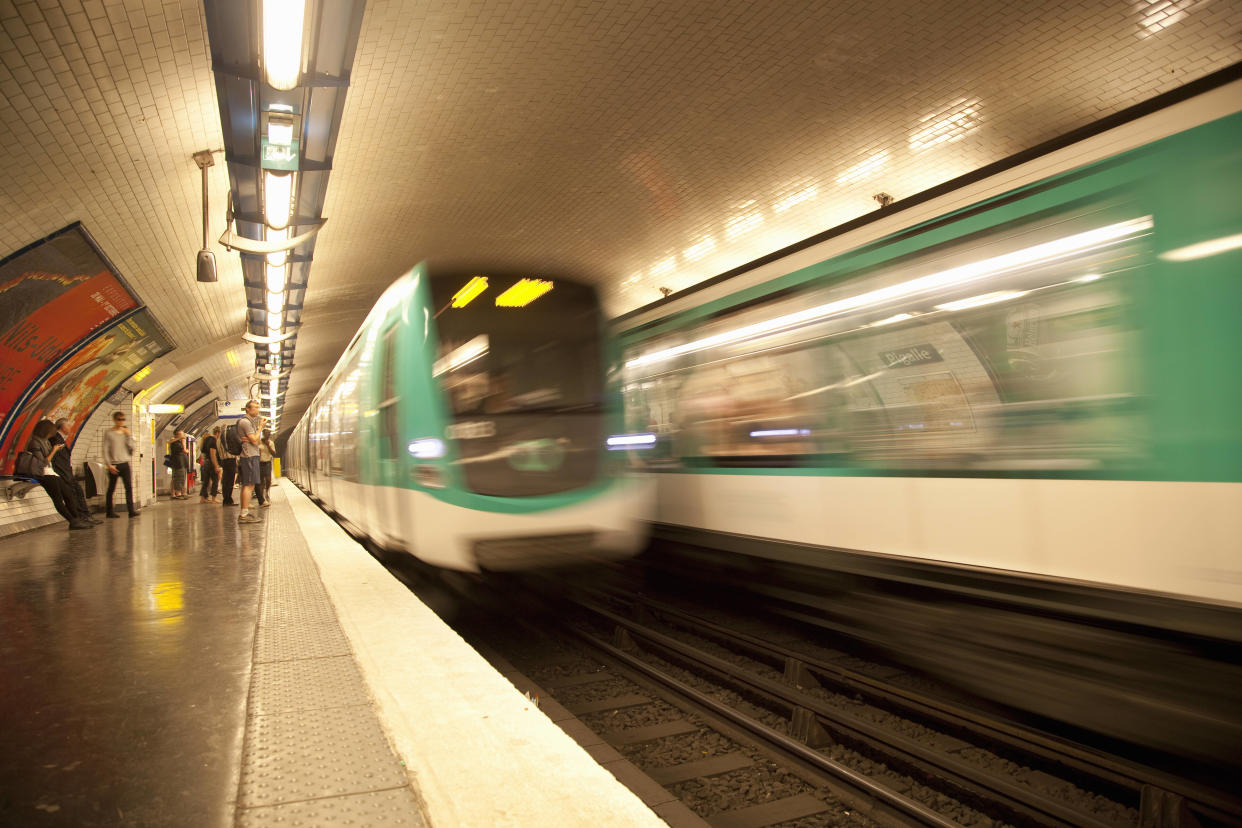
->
[0,483,665,826]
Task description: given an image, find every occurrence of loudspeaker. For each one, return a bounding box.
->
[196,249,217,282]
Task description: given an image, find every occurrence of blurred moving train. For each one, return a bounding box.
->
[285,269,651,571]
[616,74,1242,766]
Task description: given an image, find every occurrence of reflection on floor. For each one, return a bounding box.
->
[0,493,264,825]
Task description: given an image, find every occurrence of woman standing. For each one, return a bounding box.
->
[169,429,189,499]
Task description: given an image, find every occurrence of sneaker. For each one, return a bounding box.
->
[237,513,261,524]
[69,520,93,530]
[260,501,271,508]
[106,513,120,519]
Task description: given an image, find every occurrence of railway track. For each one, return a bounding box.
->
[463,568,1242,828]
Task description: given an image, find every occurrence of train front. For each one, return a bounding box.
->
[416,272,652,571]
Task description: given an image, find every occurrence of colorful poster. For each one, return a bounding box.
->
[0,224,140,435]
[1,309,173,472]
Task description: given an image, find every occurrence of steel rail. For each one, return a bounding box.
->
[561,624,967,828]
[575,598,1129,828]
[591,587,1242,828]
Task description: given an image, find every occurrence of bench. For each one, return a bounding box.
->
[1,475,43,501]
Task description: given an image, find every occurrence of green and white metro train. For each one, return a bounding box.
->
[615,76,1242,762]
[285,270,652,571]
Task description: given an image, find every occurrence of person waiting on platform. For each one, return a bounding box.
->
[217,425,238,506]
[236,400,265,524]
[51,417,99,524]
[199,426,221,503]
[256,428,276,508]
[168,429,189,499]
[18,419,93,530]
[103,410,139,518]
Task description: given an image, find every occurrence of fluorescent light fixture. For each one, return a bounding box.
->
[935,290,1027,311]
[266,228,288,266]
[606,433,657,449]
[267,311,282,330]
[268,342,280,353]
[226,349,240,368]
[909,98,982,151]
[750,428,810,438]
[148,404,185,414]
[408,438,446,459]
[450,276,489,308]
[132,365,152,382]
[267,113,294,147]
[626,216,1152,370]
[266,263,287,292]
[263,170,295,230]
[871,313,914,326]
[432,334,489,377]
[1076,273,1102,283]
[684,236,717,262]
[495,279,553,308]
[836,151,891,185]
[773,185,819,213]
[266,291,283,313]
[263,0,306,91]
[1158,232,1242,262]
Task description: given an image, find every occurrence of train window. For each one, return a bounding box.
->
[623,205,1150,471]
[330,353,363,482]
[429,274,604,496]
[378,326,402,460]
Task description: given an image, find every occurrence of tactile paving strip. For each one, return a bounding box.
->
[249,656,370,716]
[254,622,351,664]
[237,788,425,828]
[234,494,426,825]
[238,705,410,807]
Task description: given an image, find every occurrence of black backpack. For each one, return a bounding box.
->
[223,423,244,455]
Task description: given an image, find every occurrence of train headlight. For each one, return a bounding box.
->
[408,438,446,459]
[606,433,656,450]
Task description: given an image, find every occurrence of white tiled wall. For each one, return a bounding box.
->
[0,392,158,536]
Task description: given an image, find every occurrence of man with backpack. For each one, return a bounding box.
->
[236,400,265,525]
[199,427,221,502]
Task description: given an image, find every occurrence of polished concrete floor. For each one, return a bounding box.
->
[0,498,265,826]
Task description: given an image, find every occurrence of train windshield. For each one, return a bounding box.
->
[430,274,603,496]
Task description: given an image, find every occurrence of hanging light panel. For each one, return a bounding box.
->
[263,170,295,230]
[262,0,306,91]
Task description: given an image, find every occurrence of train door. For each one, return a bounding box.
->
[373,323,406,547]
[314,400,334,507]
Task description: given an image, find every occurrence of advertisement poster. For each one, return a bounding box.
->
[1,309,174,472]
[0,224,140,439]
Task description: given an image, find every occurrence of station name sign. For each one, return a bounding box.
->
[879,344,943,368]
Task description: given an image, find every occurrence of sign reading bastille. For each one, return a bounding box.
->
[879,344,943,368]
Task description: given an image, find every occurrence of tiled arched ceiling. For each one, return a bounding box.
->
[1,0,1239,433]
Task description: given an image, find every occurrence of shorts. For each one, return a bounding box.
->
[238,455,261,486]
